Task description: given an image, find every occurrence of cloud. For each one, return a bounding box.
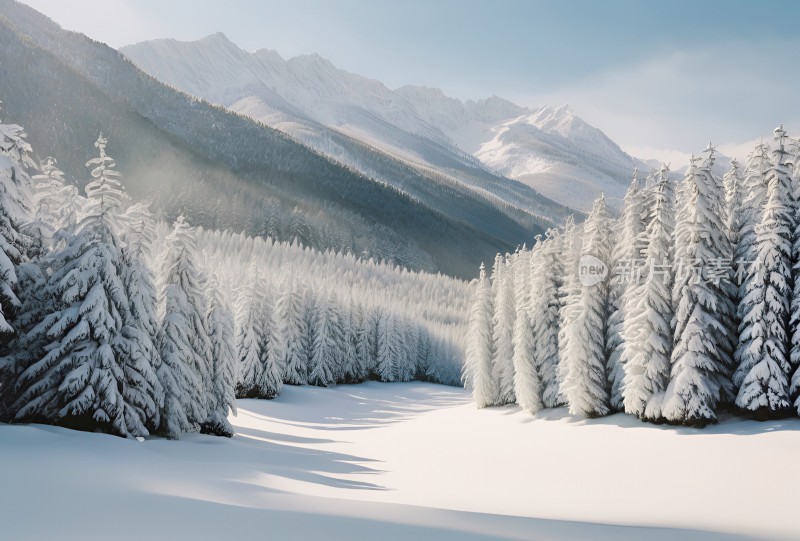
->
[518,39,800,161]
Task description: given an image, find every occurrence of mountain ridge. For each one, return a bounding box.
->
[121,32,649,212]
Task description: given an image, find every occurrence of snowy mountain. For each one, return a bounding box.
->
[0,0,548,279]
[122,34,647,212]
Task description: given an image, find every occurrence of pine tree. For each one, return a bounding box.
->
[235,270,263,398]
[376,311,401,382]
[491,255,516,405]
[202,274,237,436]
[340,297,365,383]
[30,157,79,247]
[12,134,147,437]
[325,292,348,384]
[157,215,212,438]
[662,147,732,426]
[622,164,675,420]
[608,171,646,411]
[0,102,36,171]
[0,112,34,344]
[703,151,738,407]
[0,262,50,418]
[736,132,793,419]
[513,243,542,414]
[118,202,163,433]
[532,230,565,408]
[277,278,310,385]
[564,194,614,418]
[557,216,583,404]
[465,263,496,408]
[256,289,284,398]
[351,301,372,383]
[308,294,338,386]
[724,160,746,259]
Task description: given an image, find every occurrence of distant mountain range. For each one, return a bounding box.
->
[0,0,568,279]
[122,33,649,212]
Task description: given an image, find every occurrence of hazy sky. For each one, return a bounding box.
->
[19,0,800,162]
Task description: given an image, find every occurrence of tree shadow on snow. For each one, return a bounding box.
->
[525,407,800,435]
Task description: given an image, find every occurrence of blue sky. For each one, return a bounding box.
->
[20,0,800,162]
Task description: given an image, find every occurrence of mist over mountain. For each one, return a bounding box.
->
[122,33,648,213]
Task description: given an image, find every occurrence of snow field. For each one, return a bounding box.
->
[1,382,797,541]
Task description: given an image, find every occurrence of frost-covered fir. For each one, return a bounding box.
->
[118,202,163,433]
[276,277,311,386]
[734,132,793,419]
[235,267,264,397]
[465,263,495,408]
[0,106,34,342]
[662,147,733,426]
[532,230,565,408]
[556,216,583,405]
[202,274,237,436]
[491,254,516,405]
[608,171,646,411]
[13,134,152,437]
[30,157,79,247]
[157,215,213,438]
[621,164,675,421]
[564,194,614,418]
[309,293,342,386]
[511,246,541,414]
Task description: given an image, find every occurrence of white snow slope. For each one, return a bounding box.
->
[1,382,796,541]
[121,34,647,212]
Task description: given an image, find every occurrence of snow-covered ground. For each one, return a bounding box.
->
[1,382,797,541]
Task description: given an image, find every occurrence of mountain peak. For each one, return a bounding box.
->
[200,31,234,45]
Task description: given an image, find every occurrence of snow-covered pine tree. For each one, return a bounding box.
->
[701,149,738,407]
[325,291,347,384]
[557,216,584,404]
[736,145,770,369]
[339,297,359,383]
[235,268,263,397]
[351,300,373,383]
[513,241,542,414]
[0,111,35,344]
[465,263,496,407]
[30,157,79,248]
[256,288,284,398]
[157,215,212,438]
[737,145,770,274]
[0,262,49,418]
[398,317,418,382]
[789,141,800,400]
[491,254,516,405]
[308,293,338,386]
[118,202,163,433]
[724,160,745,257]
[202,274,237,436]
[607,171,646,411]
[736,130,793,419]
[662,147,732,426]
[564,194,614,417]
[622,164,675,421]
[376,311,402,383]
[532,230,565,408]
[0,103,36,171]
[277,278,310,385]
[12,133,148,437]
